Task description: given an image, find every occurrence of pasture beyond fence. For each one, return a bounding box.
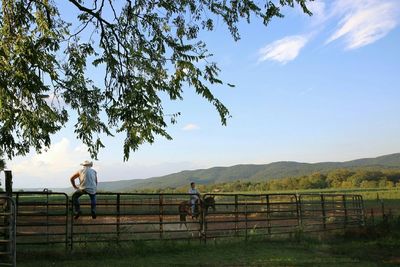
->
[4,192,364,248]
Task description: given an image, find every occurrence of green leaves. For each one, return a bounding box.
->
[0,0,312,161]
[0,0,67,159]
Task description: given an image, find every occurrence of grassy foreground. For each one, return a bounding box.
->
[17,221,400,267]
[14,188,400,266]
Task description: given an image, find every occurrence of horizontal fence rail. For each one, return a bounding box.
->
[0,196,16,267]
[9,192,364,247]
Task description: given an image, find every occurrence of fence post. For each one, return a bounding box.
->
[159,195,163,240]
[235,195,238,237]
[70,198,74,249]
[245,201,248,241]
[342,195,348,228]
[360,196,366,226]
[64,194,69,249]
[10,198,16,267]
[320,194,326,230]
[5,171,12,197]
[203,203,208,244]
[46,190,49,245]
[370,208,374,224]
[266,195,271,235]
[117,194,120,242]
[297,194,302,229]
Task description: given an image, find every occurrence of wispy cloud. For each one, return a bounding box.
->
[327,0,399,49]
[258,35,309,64]
[307,0,327,26]
[257,0,399,64]
[182,123,200,131]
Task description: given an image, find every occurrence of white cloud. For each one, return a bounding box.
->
[327,0,399,49]
[182,123,200,131]
[9,138,91,188]
[258,35,309,64]
[74,143,89,153]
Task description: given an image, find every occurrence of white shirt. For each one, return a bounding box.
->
[188,188,200,200]
[78,167,97,194]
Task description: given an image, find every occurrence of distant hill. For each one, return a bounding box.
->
[97,153,400,192]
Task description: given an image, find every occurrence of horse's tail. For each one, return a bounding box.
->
[179,202,187,223]
[178,202,188,228]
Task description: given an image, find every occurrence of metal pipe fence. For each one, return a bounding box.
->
[0,196,16,267]
[70,192,202,247]
[8,192,364,247]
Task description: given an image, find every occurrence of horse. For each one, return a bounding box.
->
[178,196,215,228]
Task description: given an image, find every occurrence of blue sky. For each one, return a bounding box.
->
[5,0,400,189]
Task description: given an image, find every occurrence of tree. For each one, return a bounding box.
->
[307,173,328,189]
[326,169,353,188]
[360,180,378,189]
[0,0,312,160]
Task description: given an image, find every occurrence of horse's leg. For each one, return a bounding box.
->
[179,213,186,228]
[197,203,205,238]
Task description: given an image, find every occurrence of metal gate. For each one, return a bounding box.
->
[13,191,69,246]
[298,194,365,232]
[202,193,300,239]
[0,196,16,267]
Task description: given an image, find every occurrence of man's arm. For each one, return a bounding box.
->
[70,172,80,190]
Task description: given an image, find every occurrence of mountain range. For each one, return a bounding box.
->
[95,153,400,192]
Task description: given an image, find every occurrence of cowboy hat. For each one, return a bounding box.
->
[80,160,93,167]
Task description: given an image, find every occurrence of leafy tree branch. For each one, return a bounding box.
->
[0,0,312,161]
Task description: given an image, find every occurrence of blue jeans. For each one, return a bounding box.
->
[190,199,198,215]
[72,189,96,215]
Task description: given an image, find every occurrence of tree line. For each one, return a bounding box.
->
[131,168,400,193]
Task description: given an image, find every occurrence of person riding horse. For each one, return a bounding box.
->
[178,197,216,228]
[179,183,216,228]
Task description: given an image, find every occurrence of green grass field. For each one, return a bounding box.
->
[17,223,400,267]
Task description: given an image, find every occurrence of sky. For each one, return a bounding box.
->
[3,0,400,189]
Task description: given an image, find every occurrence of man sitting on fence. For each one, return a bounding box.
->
[188,182,200,217]
[70,160,98,219]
